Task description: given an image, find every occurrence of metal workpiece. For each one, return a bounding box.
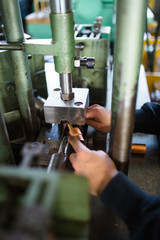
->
[60,73,74,100]
[0,0,24,43]
[44,88,89,125]
[50,12,75,73]
[0,107,15,165]
[50,0,72,13]
[109,0,147,173]
[0,0,39,140]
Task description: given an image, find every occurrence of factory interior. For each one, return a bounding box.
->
[0,0,160,239]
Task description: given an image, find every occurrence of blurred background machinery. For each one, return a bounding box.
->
[142,0,160,103]
[25,0,116,43]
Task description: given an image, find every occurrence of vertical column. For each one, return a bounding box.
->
[109,0,147,173]
[0,0,38,140]
[50,0,75,101]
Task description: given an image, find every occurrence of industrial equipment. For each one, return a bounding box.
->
[0,0,151,239]
[73,17,110,106]
[0,0,91,238]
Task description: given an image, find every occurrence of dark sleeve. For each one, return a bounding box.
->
[100,172,160,240]
[134,102,160,134]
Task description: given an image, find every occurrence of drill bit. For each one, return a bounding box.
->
[66,122,84,141]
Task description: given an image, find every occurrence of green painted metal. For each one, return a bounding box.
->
[109,0,147,173]
[4,110,25,141]
[24,39,59,55]
[0,167,90,221]
[50,12,75,73]
[0,50,47,141]
[0,44,22,50]
[4,110,21,124]
[0,107,15,165]
[54,173,89,221]
[29,54,48,99]
[0,50,19,113]
[0,0,38,141]
[73,38,109,106]
[0,1,24,43]
[0,50,47,113]
[10,50,39,140]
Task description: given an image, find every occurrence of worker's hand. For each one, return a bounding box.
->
[68,136,118,196]
[86,104,111,133]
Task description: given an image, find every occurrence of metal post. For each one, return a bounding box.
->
[60,73,74,100]
[0,0,38,140]
[50,0,72,13]
[0,107,15,165]
[50,0,75,101]
[109,0,147,174]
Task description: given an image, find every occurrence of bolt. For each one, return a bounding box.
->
[7,83,15,92]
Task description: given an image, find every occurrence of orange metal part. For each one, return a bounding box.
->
[66,122,84,141]
[131,144,146,154]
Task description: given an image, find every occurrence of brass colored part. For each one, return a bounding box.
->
[131,144,146,154]
[67,123,84,141]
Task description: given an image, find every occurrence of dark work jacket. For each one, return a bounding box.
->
[134,102,160,134]
[100,172,160,240]
[100,102,160,239]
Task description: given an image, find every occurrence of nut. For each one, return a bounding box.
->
[61,92,74,101]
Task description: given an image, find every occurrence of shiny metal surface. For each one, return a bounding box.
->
[44,88,89,125]
[47,136,69,172]
[50,0,72,13]
[109,0,147,174]
[60,73,72,94]
[60,73,74,100]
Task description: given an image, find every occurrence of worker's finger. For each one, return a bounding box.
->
[86,119,100,129]
[87,104,99,110]
[68,136,88,153]
[86,109,97,120]
[69,153,77,163]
